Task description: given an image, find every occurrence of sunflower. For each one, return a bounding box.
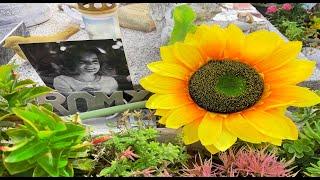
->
[140,24,320,154]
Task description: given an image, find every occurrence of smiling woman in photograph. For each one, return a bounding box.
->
[53,46,119,94]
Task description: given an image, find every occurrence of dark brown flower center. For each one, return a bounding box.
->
[188,60,264,113]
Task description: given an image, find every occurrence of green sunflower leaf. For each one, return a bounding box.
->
[168,4,197,45]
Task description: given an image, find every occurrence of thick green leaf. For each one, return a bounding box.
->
[6,128,34,143]
[59,163,74,177]
[0,163,4,176]
[6,89,32,108]
[72,159,95,171]
[41,103,54,112]
[68,150,89,159]
[69,142,91,158]
[14,79,36,90]
[11,108,39,133]
[0,64,15,85]
[24,86,53,102]
[5,139,48,163]
[168,4,197,45]
[33,165,48,177]
[51,123,86,143]
[58,150,69,169]
[38,130,54,140]
[39,106,66,131]
[37,151,59,177]
[4,138,32,152]
[0,110,11,121]
[0,95,8,109]
[51,141,74,149]
[3,159,34,175]
[6,86,52,108]
[28,104,59,130]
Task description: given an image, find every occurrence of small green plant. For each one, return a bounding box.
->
[280,20,305,41]
[305,159,320,177]
[93,128,188,177]
[1,104,92,177]
[267,3,308,29]
[0,64,52,121]
[280,93,320,176]
[0,64,53,176]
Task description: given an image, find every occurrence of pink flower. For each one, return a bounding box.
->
[282,3,293,11]
[0,146,9,151]
[266,5,278,14]
[120,146,140,161]
[141,168,156,177]
[91,135,112,145]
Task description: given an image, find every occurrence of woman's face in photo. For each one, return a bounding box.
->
[76,52,100,75]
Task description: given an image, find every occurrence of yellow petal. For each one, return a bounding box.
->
[166,104,206,129]
[198,113,222,146]
[155,109,170,116]
[266,108,298,140]
[241,30,284,65]
[204,144,220,154]
[140,74,187,94]
[212,127,237,152]
[242,109,297,139]
[256,97,294,110]
[184,28,208,59]
[173,42,205,70]
[146,93,193,109]
[160,45,180,64]
[224,24,245,59]
[264,136,283,146]
[264,59,316,85]
[147,61,191,80]
[182,119,201,144]
[268,85,320,107]
[158,114,169,125]
[155,109,171,125]
[204,25,226,59]
[224,113,267,144]
[255,41,302,72]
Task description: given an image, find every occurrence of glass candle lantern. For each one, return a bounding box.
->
[76,3,121,40]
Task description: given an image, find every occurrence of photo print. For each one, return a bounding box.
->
[19,39,133,96]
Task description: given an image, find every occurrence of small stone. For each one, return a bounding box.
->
[117,3,156,32]
[302,47,320,82]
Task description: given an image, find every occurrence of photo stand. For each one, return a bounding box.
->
[19,38,155,135]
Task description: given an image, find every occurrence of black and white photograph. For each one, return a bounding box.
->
[19,39,133,95]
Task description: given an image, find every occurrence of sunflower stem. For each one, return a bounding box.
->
[79,101,147,120]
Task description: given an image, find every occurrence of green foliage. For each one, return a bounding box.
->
[265,3,320,47]
[0,64,53,176]
[267,3,308,29]
[0,64,52,119]
[305,159,320,177]
[168,4,197,45]
[2,104,92,177]
[280,93,320,175]
[97,128,188,177]
[280,20,305,41]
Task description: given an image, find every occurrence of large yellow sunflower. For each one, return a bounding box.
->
[140,24,320,154]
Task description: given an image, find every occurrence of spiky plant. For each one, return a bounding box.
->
[212,146,298,177]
